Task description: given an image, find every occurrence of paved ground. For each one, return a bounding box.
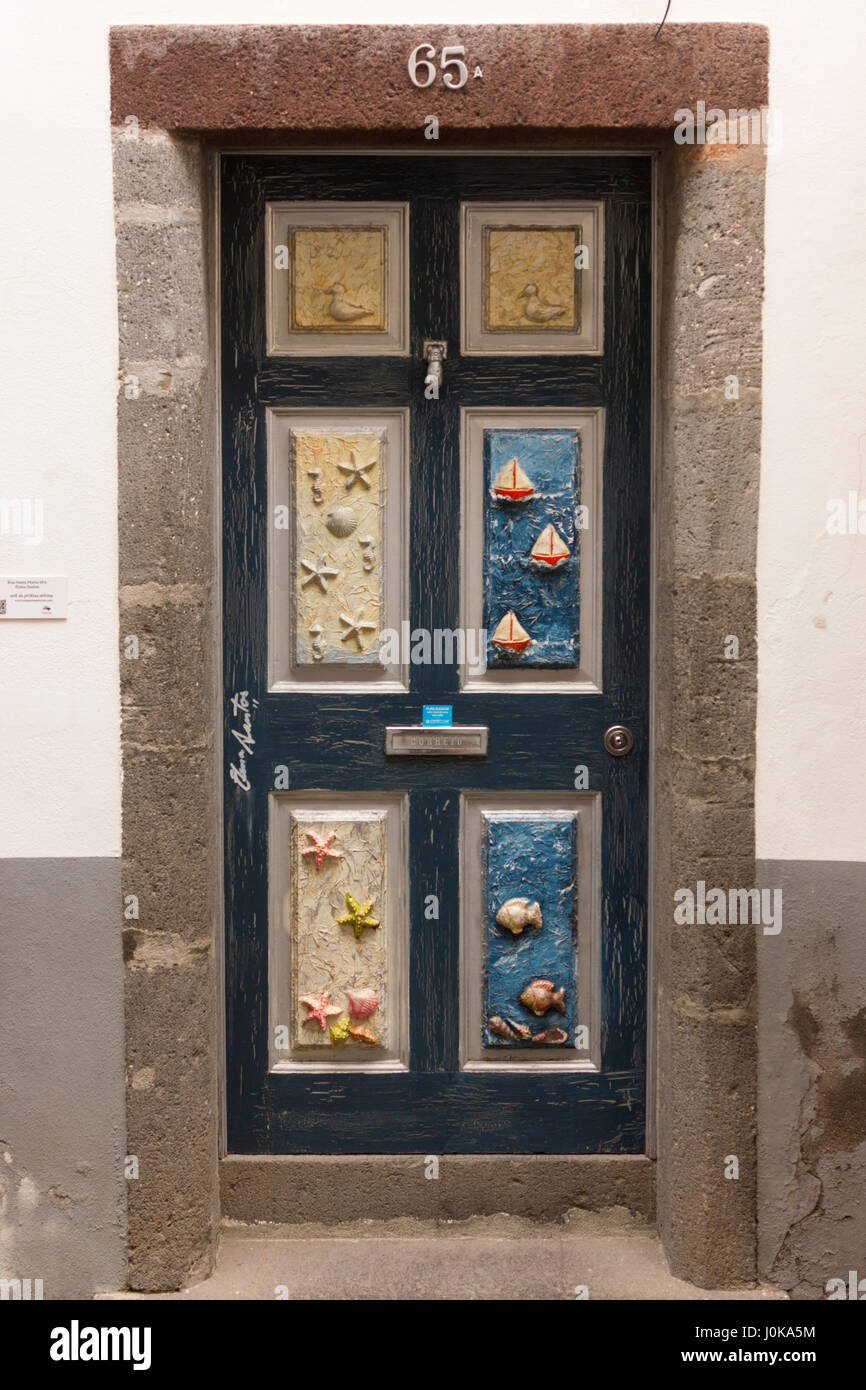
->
[103,1210,787,1300]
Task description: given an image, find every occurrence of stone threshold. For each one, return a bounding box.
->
[102,1212,786,1301]
[220,1153,655,1225]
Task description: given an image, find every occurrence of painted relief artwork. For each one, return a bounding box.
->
[484,428,581,668]
[483,813,578,1049]
[290,226,387,332]
[483,226,581,332]
[293,429,383,666]
[291,814,388,1050]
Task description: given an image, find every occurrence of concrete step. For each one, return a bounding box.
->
[105,1210,787,1300]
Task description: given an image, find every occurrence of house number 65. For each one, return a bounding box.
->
[408,44,468,90]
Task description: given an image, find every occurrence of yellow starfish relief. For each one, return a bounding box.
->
[337,892,380,939]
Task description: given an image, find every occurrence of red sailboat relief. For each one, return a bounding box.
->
[492,458,534,502]
[491,611,532,653]
[530,523,571,569]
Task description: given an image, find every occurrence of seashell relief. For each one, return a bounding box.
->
[347,988,379,1020]
[325,505,359,537]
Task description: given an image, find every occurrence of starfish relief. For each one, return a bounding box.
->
[300,989,342,1031]
[339,608,377,651]
[302,830,342,870]
[337,892,381,940]
[300,555,340,593]
[337,451,377,492]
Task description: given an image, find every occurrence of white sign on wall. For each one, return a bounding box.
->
[0,576,67,619]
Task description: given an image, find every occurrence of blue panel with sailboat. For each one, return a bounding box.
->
[483,428,581,668]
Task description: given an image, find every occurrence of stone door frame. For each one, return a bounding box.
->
[111,23,766,1291]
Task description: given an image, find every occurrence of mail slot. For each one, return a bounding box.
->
[385,726,489,756]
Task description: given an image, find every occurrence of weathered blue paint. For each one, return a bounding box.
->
[484,813,578,1047]
[484,429,581,668]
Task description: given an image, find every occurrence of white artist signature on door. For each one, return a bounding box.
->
[229,690,259,791]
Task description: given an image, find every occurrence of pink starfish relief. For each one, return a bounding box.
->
[300,990,342,1031]
[302,830,343,870]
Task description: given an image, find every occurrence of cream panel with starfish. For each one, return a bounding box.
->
[290,813,389,1051]
[294,428,384,666]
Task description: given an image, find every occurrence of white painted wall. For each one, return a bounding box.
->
[1,0,864,861]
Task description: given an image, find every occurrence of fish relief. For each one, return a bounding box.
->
[519,979,567,1017]
[495,898,543,935]
[491,611,532,654]
[491,458,534,503]
[530,524,571,570]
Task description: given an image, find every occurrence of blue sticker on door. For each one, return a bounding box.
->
[483,428,581,669]
[483,811,578,1048]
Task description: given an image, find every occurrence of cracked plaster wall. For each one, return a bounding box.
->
[758,861,866,1299]
[0,860,126,1299]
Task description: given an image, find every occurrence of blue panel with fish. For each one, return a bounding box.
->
[484,428,581,668]
[483,812,578,1049]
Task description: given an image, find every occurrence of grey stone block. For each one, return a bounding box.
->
[668,576,756,761]
[675,797,755,862]
[662,400,761,577]
[124,953,219,1291]
[122,747,214,941]
[112,128,204,210]
[662,161,765,399]
[115,221,207,362]
[119,591,212,748]
[118,380,213,587]
[658,1008,757,1288]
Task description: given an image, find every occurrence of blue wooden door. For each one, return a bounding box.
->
[222,155,650,1153]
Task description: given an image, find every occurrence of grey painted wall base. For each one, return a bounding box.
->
[221,1154,655,1225]
[758,859,866,1301]
[0,858,127,1300]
